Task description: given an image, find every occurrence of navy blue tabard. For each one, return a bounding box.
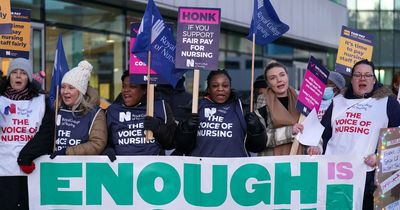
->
[191,98,248,157]
[55,107,101,153]
[107,100,167,155]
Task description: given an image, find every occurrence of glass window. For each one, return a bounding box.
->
[45,0,124,34]
[379,31,394,67]
[395,32,400,67]
[45,27,124,101]
[357,11,380,29]
[357,0,379,10]
[219,32,226,50]
[395,11,400,29]
[368,31,380,65]
[381,0,394,10]
[227,33,241,52]
[396,0,400,9]
[11,0,42,20]
[381,11,394,29]
[348,10,357,28]
[347,0,357,10]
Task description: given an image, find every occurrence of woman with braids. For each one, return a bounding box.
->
[175,69,266,157]
[0,58,54,210]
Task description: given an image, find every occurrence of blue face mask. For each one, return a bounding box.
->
[323,87,334,100]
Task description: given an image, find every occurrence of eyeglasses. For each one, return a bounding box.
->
[352,73,374,79]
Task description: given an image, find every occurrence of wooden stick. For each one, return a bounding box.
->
[146,50,154,141]
[250,33,255,112]
[53,85,59,152]
[192,69,200,114]
[290,114,306,155]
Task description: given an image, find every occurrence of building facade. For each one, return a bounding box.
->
[5,0,347,101]
[348,0,400,86]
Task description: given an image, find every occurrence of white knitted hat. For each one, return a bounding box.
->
[61,60,92,94]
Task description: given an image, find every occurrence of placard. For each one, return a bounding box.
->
[335,26,374,75]
[296,56,329,116]
[175,7,220,70]
[375,128,400,210]
[0,8,31,59]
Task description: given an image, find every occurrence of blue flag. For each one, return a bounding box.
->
[48,34,69,109]
[132,0,184,87]
[247,0,289,45]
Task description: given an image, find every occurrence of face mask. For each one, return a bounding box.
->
[323,87,334,100]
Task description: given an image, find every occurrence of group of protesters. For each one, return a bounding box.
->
[1,57,400,210]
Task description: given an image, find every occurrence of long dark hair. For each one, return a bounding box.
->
[0,77,40,98]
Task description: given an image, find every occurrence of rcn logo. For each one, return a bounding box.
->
[119,111,132,122]
[3,103,16,115]
[186,59,194,68]
[204,108,216,118]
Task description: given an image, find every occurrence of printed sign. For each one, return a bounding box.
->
[296,56,329,116]
[335,26,374,75]
[28,155,366,209]
[0,0,13,34]
[129,22,169,84]
[375,128,400,209]
[0,8,31,59]
[175,7,220,70]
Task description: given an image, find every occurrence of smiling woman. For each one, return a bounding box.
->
[54,60,107,157]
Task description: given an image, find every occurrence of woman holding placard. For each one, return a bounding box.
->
[0,58,54,210]
[175,69,266,157]
[254,62,304,156]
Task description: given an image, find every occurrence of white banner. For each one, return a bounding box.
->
[28,155,366,209]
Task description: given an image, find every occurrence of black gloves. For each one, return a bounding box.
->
[50,149,66,159]
[245,112,264,134]
[182,114,200,132]
[144,116,162,133]
[103,147,116,162]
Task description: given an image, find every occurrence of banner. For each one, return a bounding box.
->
[29,155,366,209]
[0,0,12,34]
[296,56,329,116]
[335,26,374,75]
[375,128,400,210]
[175,7,221,70]
[0,8,31,59]
[129,22,169,84]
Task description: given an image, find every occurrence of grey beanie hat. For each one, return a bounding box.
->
[7,58,33,82]
[328,71,345,90]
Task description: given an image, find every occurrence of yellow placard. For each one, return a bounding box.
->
[0,8,31,58]
[0,0,12,34]
[336,36,373,67]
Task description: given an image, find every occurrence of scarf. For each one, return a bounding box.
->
[2,86,32,100]
[265,87,300,128]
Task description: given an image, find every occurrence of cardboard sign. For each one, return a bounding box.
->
[335,26,374,75]
[175,7,220,70]
[296,56,329,116]
[129,22,169,84]
[0,8,31,59]
[0,0,13,34]
[28,155,366,209]
[375,128,400,210]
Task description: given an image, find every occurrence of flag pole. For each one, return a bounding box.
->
[192,69,200,114]
[53,85,60,152]
[146,50,154,140]
[250,33,256,112]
